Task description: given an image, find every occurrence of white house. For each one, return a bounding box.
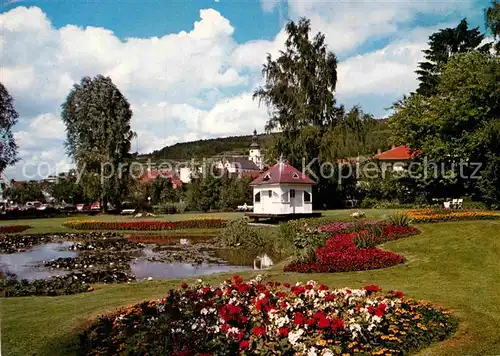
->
[250,161,315,215]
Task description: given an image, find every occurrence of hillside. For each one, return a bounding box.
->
[142,120,391,161]
[147,134,274,160]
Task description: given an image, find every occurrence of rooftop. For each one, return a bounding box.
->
[250,162,315,186]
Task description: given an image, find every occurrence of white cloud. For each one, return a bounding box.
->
[0,3,483,180]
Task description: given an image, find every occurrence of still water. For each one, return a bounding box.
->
[0,240,253,281]
[0,242,76,281]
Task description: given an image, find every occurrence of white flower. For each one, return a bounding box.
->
[307,347,317,356]
[191,323,198,330]
[322,349,334,356]
[288,329,304,345]
[197,279,203,283]
[200,308,209,315]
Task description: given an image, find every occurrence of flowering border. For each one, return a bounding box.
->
[284,225,420,273]
[406,209,500,223]
[80,276,457,355]
[0,225,31,234]
[63,219,226,231]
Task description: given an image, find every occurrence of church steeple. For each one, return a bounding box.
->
[249,129,263,169]
[250,129,260,149]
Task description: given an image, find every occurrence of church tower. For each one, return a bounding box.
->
[249,129,263,170]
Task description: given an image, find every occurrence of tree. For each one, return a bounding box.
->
[5,181,44,204]
[51,177,86,204]
[61,75,136,212]
[254,18,341,208]
[0,82,19,174]
[486,0,500,53]
[415,19,489,97]
[390,51,500,204]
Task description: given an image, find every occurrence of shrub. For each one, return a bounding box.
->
[0,225,31,234]
[354,230,378,248]
[360,197,378,208]
[63,219,227,231]
[217,218,266,250]
[80,277,457,355]
[388,212,412,226]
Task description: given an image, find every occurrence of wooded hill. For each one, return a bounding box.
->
[140,119,391,161]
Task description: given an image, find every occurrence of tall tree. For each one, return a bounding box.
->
[0,82,19,175]
[254,18,340,207]
[486,0,500,53]
[61,75,136,212]
[390,51,500,205]
[415,19,489,97]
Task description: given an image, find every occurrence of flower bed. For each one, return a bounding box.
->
[0,225,31,234]
[317,220,381,234]
[284,226,419,273]
[80,276,457,355]
[407,209,500,223]
[63,219,227,231]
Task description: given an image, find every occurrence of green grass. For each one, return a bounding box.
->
[0,209,395,234]
[1,216,499,355]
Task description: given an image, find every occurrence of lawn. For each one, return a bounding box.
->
[0,209,396,234]
[1,215,499,355]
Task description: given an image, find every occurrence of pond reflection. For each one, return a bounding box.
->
[131,260,249,280]
[0,242,76,281]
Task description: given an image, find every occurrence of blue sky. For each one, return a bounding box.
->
[0,0,493,179]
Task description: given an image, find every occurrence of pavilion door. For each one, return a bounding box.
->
[290,189,296,214]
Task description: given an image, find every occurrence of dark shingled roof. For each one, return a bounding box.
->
[250,162,315,186]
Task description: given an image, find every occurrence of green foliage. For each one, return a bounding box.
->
[253,19,389,209]
[51,178,86,204]
[149,133,273,160]
[354,231,378,249]
[5,181,45,204]
[216,218,266,250]
[277,220,329,262]
[61,75,136,211]
[388,212,412,227]
[415,19,489,97]
[478,154,500,209]
[390,51,500,203]
[185,171,251,212]
[0,82,19,174]
[360,197,378,209]
[486,0,500,53]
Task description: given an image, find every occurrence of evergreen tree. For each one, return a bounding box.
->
[415,19,489,97]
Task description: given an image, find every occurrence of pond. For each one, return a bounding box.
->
[0,234,266,283]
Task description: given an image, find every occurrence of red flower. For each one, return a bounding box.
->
[252,326,266,336]
[305,284,313,290]
[279,327,289,337]
[284,283,291,288]
[375,303,387,317]
[277,291,286,298]
[180,282,188,289]
[215,289,223,296]
[363,285,381,293]
[318,318,330,329]
[391,290,404,298]
[239,340,250,350]
[331,317,345,331]
[325,295,334,302]
[307,318,316,326]
[293,312,305,326]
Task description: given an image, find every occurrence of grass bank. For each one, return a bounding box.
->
[1,220,499,355]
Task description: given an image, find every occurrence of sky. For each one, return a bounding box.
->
[0,0,492,180]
